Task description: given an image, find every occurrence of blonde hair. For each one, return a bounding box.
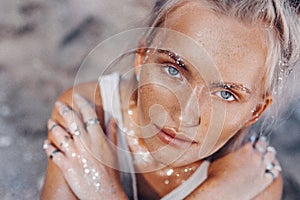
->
[146,0,300,95]
[140,0,300,154]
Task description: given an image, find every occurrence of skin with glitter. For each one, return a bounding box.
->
[39,1,295,199]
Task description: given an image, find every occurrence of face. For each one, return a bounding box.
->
[135,2,270,167]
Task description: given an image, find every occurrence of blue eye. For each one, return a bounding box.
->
[164,66,181,78]
[216,91,236,101]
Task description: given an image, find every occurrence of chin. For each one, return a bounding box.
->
[144,137,201,167]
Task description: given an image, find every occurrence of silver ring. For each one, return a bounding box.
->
[50,149,60,160]
[60,106,70,115]
[265,170,276,180]
[85,118,100,127]
[49,123,59,132]
[266,162,275,171]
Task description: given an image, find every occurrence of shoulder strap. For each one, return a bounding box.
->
[99,73,138,200]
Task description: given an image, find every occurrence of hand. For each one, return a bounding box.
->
[207,138,281,200]
[43,94,127,200]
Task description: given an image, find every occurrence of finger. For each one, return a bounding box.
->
[264,157,281,182]
[48,119,76,154]
[265,167,280,182]
[273,160,282,172]
[106,118,118,146]
[73,94,106,141]
[44,141,66,169]
[263,146,276,164]
[254,136,268,154]
[73,93,97,119]
[55,101,88,146]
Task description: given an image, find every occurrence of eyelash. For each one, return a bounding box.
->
[214,90,237,102]
[161,62,238,102]
[163,64,182,79]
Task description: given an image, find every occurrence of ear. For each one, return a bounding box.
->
[245,95,272,127]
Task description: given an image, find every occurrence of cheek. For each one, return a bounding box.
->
[137,84,181,126]
[212,103,254,149]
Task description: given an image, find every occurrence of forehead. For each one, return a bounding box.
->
[155,2,269,90]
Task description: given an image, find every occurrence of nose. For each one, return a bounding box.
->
[179,85,203,127]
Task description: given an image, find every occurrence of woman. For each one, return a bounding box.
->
[41,0,299,199]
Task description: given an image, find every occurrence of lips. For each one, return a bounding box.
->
[155,125,197,148]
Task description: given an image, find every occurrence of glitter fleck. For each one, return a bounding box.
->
[166,169,174,176]
[128,110,133,115]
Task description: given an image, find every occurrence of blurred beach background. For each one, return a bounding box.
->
[0,0,299,199]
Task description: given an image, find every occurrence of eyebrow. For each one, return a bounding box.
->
[154,49,251,95]
[156,49,188,71]
[211,81,251,94]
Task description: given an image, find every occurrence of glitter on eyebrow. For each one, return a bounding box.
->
[213,82,251,94]
[157,49,187,70]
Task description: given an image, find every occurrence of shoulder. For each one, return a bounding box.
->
[50,80,105,130]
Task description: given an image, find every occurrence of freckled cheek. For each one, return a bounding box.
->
[137,84,181,125]
[216,107,253,144]
[193,102,213,139]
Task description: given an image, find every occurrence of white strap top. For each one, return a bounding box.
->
[99,73,210,200]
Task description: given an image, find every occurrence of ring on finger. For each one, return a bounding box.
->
[85,118,100,128]
[49,123,59,132]
[265,170,276,180]
[50,149,60,160]
[266,162,275,171]
[60,106,70,116]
